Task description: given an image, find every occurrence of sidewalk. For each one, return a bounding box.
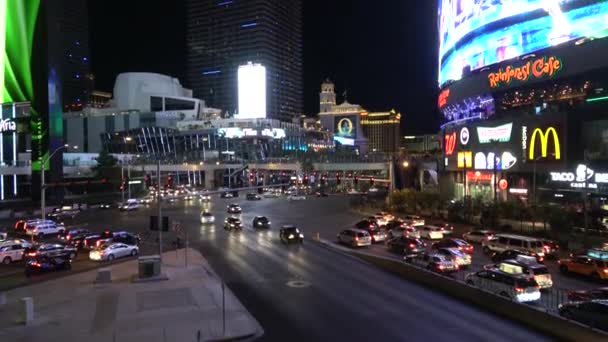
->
[0,249,263,342]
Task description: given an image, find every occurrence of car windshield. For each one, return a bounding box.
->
[356,232,367,237]
[284,228,299,233]
[203,213,212,217]
[257,217,268,222]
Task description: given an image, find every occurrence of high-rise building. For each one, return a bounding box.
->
[57,0,92,113]
[186,0,303,122]
[319,79,336,114]
[360,110,401,154]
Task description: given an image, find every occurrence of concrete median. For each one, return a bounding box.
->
[350,251,607,341]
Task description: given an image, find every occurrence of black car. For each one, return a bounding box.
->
[253,216,271,229]
[59,228,90,241]
[491,249,544,263]
[224,217,243,231]
[559,300,608,330]
[355,219,379,230]
[385,219,406,230]
[25,255,71,277]
[83,230,114,249]
[568,287,608,302]
[246,193,261,201]
[227,204,242,214]
[387,237,425,256]
[70,232,98,250]
[25,243,77,260]
[279,225,303,244]
[110,231,140,245]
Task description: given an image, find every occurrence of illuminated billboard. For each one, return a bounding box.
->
[334,115,357,139]
[438,0,608,85]
[237,62,266,119]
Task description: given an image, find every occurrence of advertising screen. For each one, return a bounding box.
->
[438,0,608,85]
[237,62,266,119]
[334,115,357,139]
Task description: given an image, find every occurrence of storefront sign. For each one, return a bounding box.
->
[473,151,517,170]
[498,179,508,191]
[549,164,606,189]
[509,188,529,195]
[261,128,286,139]
[457,151,472,168]
[460,127,469,145]
[477,123,512,143]
[445,132,456,156]
[467,171,492,182]
[488,56,563,88]
[0,119,16,133]
[527,126,561,160]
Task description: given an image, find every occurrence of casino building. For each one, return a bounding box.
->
[437,0,608,205]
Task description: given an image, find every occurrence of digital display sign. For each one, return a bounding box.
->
[237,62,266,119]
[438,0,608,85]
[334,115,357,139]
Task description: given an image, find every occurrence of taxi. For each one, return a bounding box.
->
[559,249,608,281]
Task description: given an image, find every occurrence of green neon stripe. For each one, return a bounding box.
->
[586,96,608,103]
[0,0,5,104]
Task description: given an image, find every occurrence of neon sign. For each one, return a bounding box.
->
[467,171,491,182]
[549,164,606,189]
[460,127,469,145]
[0,119,16,133]
[488,56,563,89]
[445,132,456,156]
[438,89,450,108]
[457,151,472,169]
[476,123,512,143]
[528,127,561,160]
[474,151,517,171]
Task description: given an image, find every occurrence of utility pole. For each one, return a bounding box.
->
[121,164,125,204]
[157,159,163,261]
[127,160,131,200]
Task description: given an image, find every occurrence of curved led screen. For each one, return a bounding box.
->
[438,0,608,85]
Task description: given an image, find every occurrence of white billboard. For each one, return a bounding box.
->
[237,62,266,119]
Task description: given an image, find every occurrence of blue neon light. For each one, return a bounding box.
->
[203,70,222,75]
[241,22,258,28]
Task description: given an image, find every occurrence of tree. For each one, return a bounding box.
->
[91,150,120,181]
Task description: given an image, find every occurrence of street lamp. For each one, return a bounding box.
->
[402,161,410,168]
[41,144,77,220]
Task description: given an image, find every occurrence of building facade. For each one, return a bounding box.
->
[360,110,401,154]
[186,0,303,122]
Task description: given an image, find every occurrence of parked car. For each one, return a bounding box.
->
[0,240,30,264]
[490,255,553,289]
[25,221,65,238]
[432,238,473,253]
[465,269,541,303]
[200,211,215,224]
[224,217,243,231]
[227,203,242,214]
[337,229,372,247]
[279,225,304,244]
[405,252,458,273]
[482,234,545,258]
[559,255,608,281]
[419,226,444,240]
[559,300,608,330]
[89,243,139,261]
[246,193,262,201]
[287,194,306,201]
[386,237,425,256]
[568,287,608,301]
[253,216,271,229]
[462,230,495,244]
[403,215,425,227]
[492,249,544,263]
[436,247,472,268]
[25,243,77,260]
[25,255,71,277]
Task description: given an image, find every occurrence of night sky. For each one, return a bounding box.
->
[88,0,438,134]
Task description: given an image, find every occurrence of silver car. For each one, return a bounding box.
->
[89,243,139,261]
[337,229,372,247]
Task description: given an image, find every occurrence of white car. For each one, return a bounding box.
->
[89,243,139,261]
[25,222,65,238]
[462,230,495,243]
[120,199,140,211]
[465,269,541,303]
[337,229,372,247]
[200,211,215,224]
[288,195,306,201]
[419,226,444,240]
[0,240,30,264]
[373,214,389,227]
[436,247,472,268]
[403,215,425,226]
[388,225,420,239]
[200,193,212,202]
[376,211,394,221]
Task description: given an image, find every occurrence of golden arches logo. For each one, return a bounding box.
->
[337,118,354,136]
[528,127,561,160]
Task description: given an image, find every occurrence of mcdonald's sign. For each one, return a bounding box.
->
[527,127,561,160]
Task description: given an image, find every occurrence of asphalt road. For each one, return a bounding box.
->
[61,194,548,341]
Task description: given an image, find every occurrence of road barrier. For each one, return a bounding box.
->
[349,251,608,341]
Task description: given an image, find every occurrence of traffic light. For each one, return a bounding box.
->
[354,176,359,185]
[303,174,309,185]
[336,173,341,185]
[167,175,174,188]
[370,177,375,186]
[145,174,151,188]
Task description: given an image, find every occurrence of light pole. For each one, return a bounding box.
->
[41,144,77,220]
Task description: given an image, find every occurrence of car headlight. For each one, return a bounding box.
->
[288,234,294,239]
[299,234,304,238]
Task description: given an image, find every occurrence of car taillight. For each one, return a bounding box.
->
[67,235,72,240]
[27,252,36,257]
[603,269,608,274]
[96,240,102,247]
[515,287,524,293]
[458,247,463,250]
[437,264,444,270]
[543,245,550,251]
[32,262,41,267]
[454,264,459,269]
[355,236,359,241]
[409,243,415,248]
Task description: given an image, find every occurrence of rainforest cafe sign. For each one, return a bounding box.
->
[488,56,563,89]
